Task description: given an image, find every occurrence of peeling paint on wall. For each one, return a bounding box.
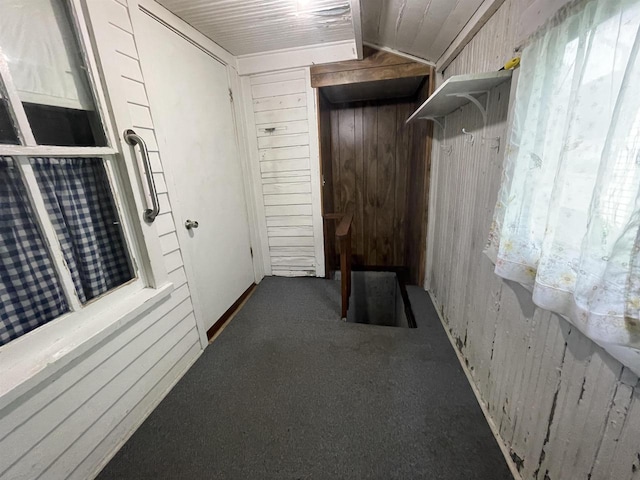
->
[428,1,640,479]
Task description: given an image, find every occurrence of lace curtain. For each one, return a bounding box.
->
[485,0,640,358]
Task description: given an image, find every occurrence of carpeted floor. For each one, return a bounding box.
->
[97,277,512,480]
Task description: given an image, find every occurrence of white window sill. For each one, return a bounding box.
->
[0,282,174,411]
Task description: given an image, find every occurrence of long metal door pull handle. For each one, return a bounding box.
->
[123,128,160,223]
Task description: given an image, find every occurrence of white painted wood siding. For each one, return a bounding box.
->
[0,2,202,479]
[244,69,324,278]
[427,1,640,479]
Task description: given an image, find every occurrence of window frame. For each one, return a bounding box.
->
[0,0,174,407]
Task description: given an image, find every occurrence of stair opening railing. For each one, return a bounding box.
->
[324,211,353,319]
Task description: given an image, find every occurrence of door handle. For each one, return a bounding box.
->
[185,219,199,230]
[123,128,160,223]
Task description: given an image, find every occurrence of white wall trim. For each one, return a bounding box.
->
[363,41,435,66]
[240,75,272,276]
[427,290,523,480]
[136,0,235,67]
[349,0,364,60]
[237,40,358,76]
[305,67,326,278]
[435,0,507,73]
[228,68,266,283]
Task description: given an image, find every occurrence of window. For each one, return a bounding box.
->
[0,0,138,346]
[0,0,107,146]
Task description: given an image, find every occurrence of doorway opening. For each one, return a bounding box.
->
[314,47,434,287]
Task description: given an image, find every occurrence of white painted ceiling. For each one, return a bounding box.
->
[362,0,485,63]
[154,0,356,56]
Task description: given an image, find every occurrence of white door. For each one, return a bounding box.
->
[135,12,255,332]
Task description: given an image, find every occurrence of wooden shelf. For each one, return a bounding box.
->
[406,70,512,124]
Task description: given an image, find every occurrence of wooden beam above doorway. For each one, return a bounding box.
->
[310,46,432,88]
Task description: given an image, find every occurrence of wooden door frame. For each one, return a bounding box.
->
[316,88,334,278]
[419,70,436,286]
[314,53,435,285]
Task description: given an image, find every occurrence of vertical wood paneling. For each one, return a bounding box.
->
[394,103,410,265]
[338,108,356,213]
[376,103,396,265]
[354,108,365,264]
[0,2,202,479]
[331,108,341,216]
[427,1,640,479]
[363,104,378,265]
[325,99,425,271]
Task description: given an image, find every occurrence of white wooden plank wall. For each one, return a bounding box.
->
[248,69,319,277]
[427,1,640,479]
[0,2,201,479]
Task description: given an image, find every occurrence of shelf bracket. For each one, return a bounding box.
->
[446,92,488,125]
[432,116,452,156]
[424,116,445,130]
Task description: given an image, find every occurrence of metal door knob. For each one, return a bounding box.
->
[185,219,199,230]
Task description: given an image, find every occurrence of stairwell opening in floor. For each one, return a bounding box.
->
[336,269,417,328]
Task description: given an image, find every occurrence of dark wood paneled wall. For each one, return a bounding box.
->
[321,91,430,283]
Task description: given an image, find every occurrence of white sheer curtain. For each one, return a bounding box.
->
[485,0,640,359]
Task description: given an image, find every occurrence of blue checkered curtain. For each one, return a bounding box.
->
[1,157,69,345]
[31,157,133,304]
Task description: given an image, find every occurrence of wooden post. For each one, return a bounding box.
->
[340,236,349,319]
[323,211,353,319]
[335,211,354,320]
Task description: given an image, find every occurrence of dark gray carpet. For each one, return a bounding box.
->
[98,277,512,480]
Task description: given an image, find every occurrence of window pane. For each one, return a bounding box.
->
[0,97,19,144]
[0,157,69,346]
[23,103,105,147]
[0,0,107,146]
[31,157,134,303]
